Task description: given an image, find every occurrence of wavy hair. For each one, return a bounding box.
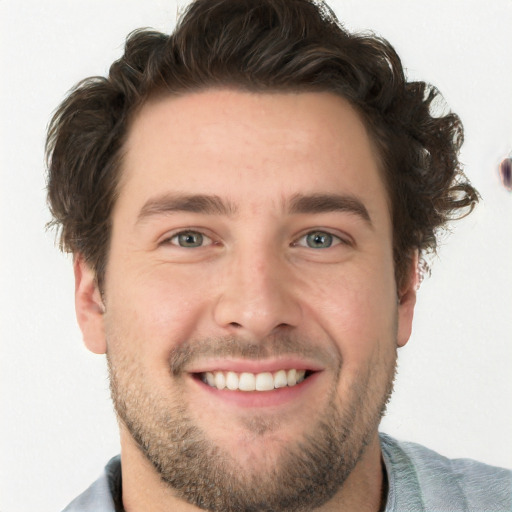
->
[46,0,479,289]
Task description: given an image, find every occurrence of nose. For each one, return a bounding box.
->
[213,249,302,339]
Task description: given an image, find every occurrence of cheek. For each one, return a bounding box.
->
[103,259,213,358]
[298,260,397,361]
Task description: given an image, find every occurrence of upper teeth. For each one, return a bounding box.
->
[202,369,306,392]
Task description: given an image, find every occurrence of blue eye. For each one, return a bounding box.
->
[306,231,334,248]
[170,231,208,248]
[297,231,341,249]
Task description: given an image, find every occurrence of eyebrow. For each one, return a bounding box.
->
[136,192,372,227]
[137,193,237,223]
[289,193,373,227]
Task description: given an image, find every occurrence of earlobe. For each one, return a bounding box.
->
[74,254,107,354]
[396,251,419,348]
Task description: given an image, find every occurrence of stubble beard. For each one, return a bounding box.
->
[107,336,396,512]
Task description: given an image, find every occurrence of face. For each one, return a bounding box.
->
[76,90,416,511]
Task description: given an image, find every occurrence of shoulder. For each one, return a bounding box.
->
[61,456,121,512]
[380,432,512,512]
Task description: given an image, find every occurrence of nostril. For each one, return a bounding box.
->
[229,322,242,328]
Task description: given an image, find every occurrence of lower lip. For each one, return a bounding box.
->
[190,372,322,408]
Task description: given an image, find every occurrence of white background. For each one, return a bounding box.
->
[1,1,511,510]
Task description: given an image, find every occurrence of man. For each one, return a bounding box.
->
[46,0,511,510]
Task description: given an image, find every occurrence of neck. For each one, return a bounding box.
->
[119,426,194,512]
[120,428,385,512]
[320,433,387,511]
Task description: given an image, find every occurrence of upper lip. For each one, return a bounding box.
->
[186,357,325,375]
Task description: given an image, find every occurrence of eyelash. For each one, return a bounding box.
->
[164,229,350,249]
[166,230,214,248]
[293,231,346,249]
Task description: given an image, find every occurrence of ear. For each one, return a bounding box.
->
[396,251,419,348]
[74,254,107,354]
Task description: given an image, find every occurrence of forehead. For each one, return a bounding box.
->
[118,89,389,224]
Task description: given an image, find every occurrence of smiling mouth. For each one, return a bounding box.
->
[196,369,315,392]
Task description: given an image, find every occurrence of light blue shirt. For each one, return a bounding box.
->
[62,433,512,511]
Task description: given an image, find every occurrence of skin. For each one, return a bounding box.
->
[74,89,418,511]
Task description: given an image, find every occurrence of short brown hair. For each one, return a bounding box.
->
[46,0,478,289]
